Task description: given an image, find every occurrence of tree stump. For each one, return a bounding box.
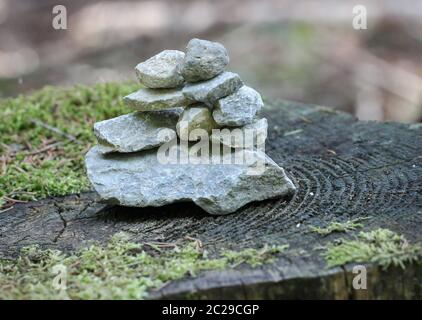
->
[1,100,421,299]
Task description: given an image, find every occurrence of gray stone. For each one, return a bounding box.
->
[176,105,218,141]
[182,38,229,82]
[135,50,185,88]
[213,86,263,126]
[85,145,295,215]
[124,88,190,111]
[211,118,268,149]
[94,110,181,154]
[182,72,243,107]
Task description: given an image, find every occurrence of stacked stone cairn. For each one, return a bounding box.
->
[85,38,296,215]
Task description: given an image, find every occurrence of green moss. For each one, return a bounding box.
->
[310,217,369,236]
[221,244,289,267]
[0,233,288,300]
[0,83,138,208]
[322,228,422,270]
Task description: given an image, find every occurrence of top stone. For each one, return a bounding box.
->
[181,38,229,83]
[135,50,185,88]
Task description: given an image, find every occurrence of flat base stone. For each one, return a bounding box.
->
[85,145,295,215]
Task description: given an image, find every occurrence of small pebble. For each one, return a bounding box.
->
[176,105,218,141]
[211,118,268,149]
[213,86,263,126]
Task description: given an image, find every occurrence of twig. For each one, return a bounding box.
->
[24,142,63,156]
[7,190,36,197]
[0,206,14,214]
[185,236,203,252]
[299,116,312,123]
[31,120,81,144]
[0,142,13,152]
[144,242,177,250]
[284,129,303,136]
[326,149,337,155]
[3,196,28,203]
[0,155,8,175]
[13,166,26,173]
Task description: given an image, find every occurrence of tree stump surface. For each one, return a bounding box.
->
[1,100,421,299]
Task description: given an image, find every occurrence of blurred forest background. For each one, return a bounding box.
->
[1,0,422,122]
